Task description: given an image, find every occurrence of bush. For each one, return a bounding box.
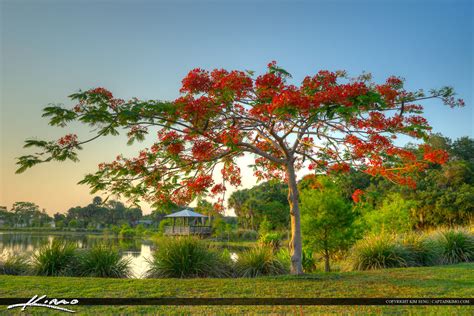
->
[158,219,172,236]
[76,244,131,278]
[349,234,413,271]
[146,237,232,278]
[236,229,258,241]
[434,229,474,264]
[119,226,136,239]
[399,232,442,267]
[259,232,282,249]
[235,246,288,277]
[0,251,30,275]
[32,240,78,276]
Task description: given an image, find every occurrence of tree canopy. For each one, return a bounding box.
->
[16,62,463,274]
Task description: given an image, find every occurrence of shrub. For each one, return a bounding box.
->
[76,244,131,278]
[434,229,474,264]
[349,234,413,271]
[32,240,78,276]
[258,217,273,237]
[259,232,282,249]
[158,219,172,236]
[302,247,317,272]
[146,237,232,278]
[399,232,442,267]
[235,246,288,277]
[235,229,258,241]
[119,226,136,239]
[0,251,30,275]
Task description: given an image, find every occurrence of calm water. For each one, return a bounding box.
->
[0,232,153,278]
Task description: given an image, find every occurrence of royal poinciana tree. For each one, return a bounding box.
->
[17,62,463,274]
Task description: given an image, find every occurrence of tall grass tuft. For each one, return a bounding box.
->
[146,237,232,278]
[400,232,442,267]
[32,240,78,276]
[235,246,288,277]
[349,234,412,271]
[0,251,31,275]
[76,243,131,278]
[434,229,474,264]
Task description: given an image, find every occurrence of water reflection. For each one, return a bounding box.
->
[0,232,152,278]
[0,232,242,278]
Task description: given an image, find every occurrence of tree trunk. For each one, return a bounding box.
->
[286,163,304,275]
[324,249,330,272]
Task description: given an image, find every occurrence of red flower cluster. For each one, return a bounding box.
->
[211,184,226,195]
[219,128,240,145]
[328,163,350,173]
[311,82,369,107]
[192,141,214,160]
[422,146,449,164]
[180,68,212,94]
[182,174,214,194]
[211,70,253,98]
[352,189,364,203]
[271,88,310,112]
[57,134,78,146]
[255,72,283,99]
[88,87,113,100]
[221,163,241,186]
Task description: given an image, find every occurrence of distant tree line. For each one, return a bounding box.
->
[0,197,145,230]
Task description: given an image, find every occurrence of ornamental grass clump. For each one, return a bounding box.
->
[349,234,412,271]
[399,232,442,267]
[235,246,288,277]
[146,237,232,278]
[0,251,31,275]
[32,240,78,276]
[76,243,131,278]
[434,228,474,264]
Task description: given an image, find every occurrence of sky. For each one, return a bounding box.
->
[0,0,472,215]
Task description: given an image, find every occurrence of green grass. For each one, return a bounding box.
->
[0,263,472,314]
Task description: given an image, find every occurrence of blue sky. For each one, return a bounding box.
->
[1,0,472,214]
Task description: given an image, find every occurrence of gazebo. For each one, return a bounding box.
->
[164,208,211,236]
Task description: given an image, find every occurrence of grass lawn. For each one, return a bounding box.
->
[0,263,472,315]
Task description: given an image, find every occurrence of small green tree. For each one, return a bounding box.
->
[300,176,357,272]
[362,193,417,234]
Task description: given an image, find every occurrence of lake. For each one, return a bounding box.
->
[0,231,245,278]
[0,231,155,278]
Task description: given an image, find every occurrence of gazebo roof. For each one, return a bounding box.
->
[165,208,207,218]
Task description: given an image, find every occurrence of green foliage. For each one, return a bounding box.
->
[399,232,442,267]
[0,252,31,275]
[235,247,288,277]
[146,237,232,278]
[32,240,78,276]
[119,225,136,239]
[349,234,413,271]
[362,193,417,234]
[276,247,317,273]
[76,243,131,278]
[228,181,289,230]
[158,219,172,235]
[258,217,273,236]
[258,232,283,249]
[300,176,357,271]
[434,229,474,264]
[211,217,234,240]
